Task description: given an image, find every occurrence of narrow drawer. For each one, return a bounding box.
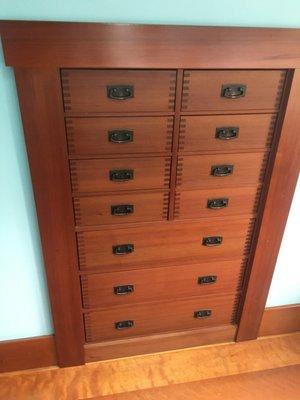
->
[74,191,169,226]
[66,117,173,156]
[77,218,254,271]
[177,152,268,189]
[84,294,237,342]
[174,187,261,220]
[61,69,176,113]
[182,70,286,111]
[70,157,171,193]
[179,114,276,152]
[81,259,244,309]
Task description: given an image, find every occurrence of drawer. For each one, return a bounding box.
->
[175,187,261,220]
[61,69,176,113]
[74,191,169,226]
[66,117,173,156]
[182,70,286,111]
[77,218,254,271]
[84,294,237,342]
[81,259,244,309]
[177,152,268,189]
[179,114,276,152]
[70,157,171,193]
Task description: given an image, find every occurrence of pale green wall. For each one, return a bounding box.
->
[0,0,299,340]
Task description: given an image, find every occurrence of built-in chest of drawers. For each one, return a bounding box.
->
[2,21,299,367]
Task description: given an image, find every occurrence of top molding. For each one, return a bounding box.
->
[1,21,300,68]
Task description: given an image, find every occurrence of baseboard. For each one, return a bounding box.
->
[259,304,300,337]
[0,335,57,373]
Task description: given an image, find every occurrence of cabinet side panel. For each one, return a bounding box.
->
[14,68,85,366]
[237,69,300,341]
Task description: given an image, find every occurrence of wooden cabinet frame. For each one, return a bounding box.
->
[1,21,299,366]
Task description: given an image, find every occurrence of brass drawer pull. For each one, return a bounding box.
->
[194,309,212,319]
[202,236,223,246]
[115,320,134,330]
[108,130,134,143]
[111,204,134,216]
[109,169,134,181]
[198,275,217,285]
[107,85,134,100]
[215,127,239,140]
[211,164,234,177]
[221,84,246,99]
[112,244,134,255]
[114,284,134,295]
[207,198,229,209]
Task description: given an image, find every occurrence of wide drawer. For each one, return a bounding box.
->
[179,114,276,152]
[74,191,169,226]
[81,259,244,309]
[66,116,173,156]
[182,70,285,111]
[70,157,171,193]
[177,152,268,189]
[77,218,254,271]
[174,187,261,220]
[62,69,176,113]
[84,294,237,342]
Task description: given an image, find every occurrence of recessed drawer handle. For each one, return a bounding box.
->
[198,275,217,285]
[111,204,134,216]
[221,84,247,99]
[109,169,134,182]
[207,198,229,209]
[114,284,134,295]
[108,130,134,143]
[115,320,134,330]
[211,164,234,177]
[112,244,134,255]
[107,85,134,100]
[202,236,223,247]
[215,127,239,140]
[194,309,212,319]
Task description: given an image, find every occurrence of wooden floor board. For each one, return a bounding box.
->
[0,333,299,400]
[95,365,300,400]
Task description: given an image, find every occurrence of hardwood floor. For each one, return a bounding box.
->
[0,333,299,400]
[96,365,300,400]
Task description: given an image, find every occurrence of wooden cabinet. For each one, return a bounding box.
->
[2,21,299,367]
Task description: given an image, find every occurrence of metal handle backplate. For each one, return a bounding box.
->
[202,236,223,247]
[198,275,217,285]
[215,127,239,140]
[109,169,134,182]
[108,130,134,143]
[114,284,134,295]
[207,198,229,209]
[112,244,134,255]
[107,85,134,100]
[221,84,247,99]
[111,204,134,216]
[194,309,212,319]
[115,320,134,330]
[211,165,234,177]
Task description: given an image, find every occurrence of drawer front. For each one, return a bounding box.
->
[182,70,285,111]
[74,191,169,226]
[179,114,276,152]
[62,69,176,113]
[70,157,171,193]
[177,153,268,189]
[77,218,254,271]
[175,187,261,219]
[66,117,174,156]
[81,259,244,309]
[84,294,237,342]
